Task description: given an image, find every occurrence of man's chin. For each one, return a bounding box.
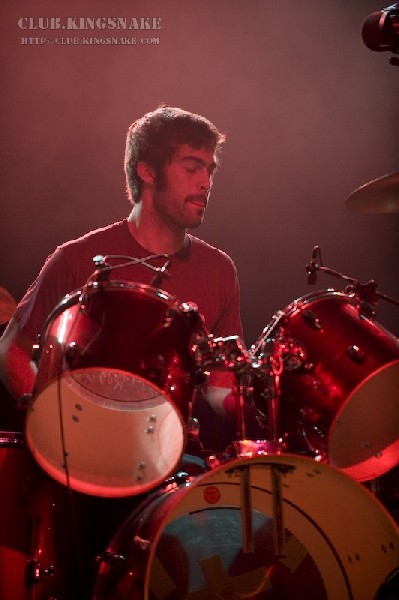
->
[187,217,205,230]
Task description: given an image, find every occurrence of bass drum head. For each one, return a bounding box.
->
[94,455,399,599]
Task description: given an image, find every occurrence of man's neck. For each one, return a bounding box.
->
[127,205,186,255]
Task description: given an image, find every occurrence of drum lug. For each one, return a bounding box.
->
[301,309,322,330]
[32,342,41,365]
[346,344,366,364]
[65,341,81,367]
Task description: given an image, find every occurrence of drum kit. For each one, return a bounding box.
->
[1,172,399,599]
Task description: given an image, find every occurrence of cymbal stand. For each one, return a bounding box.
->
[268,338,283,446]
[260,338,287,558]
[250,316,286,452]
[233,370,247,442]
[306,245,399,309]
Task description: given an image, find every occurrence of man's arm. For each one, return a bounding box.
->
[205,370,237,416]
[0,318,37,401]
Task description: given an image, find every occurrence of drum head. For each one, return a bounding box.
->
[26,367,185,497]
[137,455,399,599]
[329,359,399,480]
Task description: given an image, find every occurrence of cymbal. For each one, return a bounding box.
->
[346,171,399,214]
[0,286,17,325]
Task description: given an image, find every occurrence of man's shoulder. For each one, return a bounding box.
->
[188,234,236,267]
[60,220,127,252]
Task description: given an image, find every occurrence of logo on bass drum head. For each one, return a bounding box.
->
[148,508,329,599]
[203,485,220,504]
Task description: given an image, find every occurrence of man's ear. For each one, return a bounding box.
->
[137,161,156,185]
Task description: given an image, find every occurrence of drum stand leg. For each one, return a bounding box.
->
[240,466,254,554]
[237,461,287,558]
[271,465,286,559]
[237,463,286,558]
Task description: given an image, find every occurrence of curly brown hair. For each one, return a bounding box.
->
[124,105,225,204]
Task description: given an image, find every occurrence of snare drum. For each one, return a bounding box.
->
[93,454,399,599]
[252,290,399,481]
[27,281,204,498]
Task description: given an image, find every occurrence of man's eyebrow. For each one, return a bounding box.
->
[180,156,218,170]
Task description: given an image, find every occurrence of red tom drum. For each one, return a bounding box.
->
[251,290,399,481]
[27,281,205,498]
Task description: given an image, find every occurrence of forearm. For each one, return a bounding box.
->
[205,384,236,418]
[203,371,264,445]
[0,321,37,401]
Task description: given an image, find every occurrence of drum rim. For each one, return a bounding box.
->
[84,279,180,306]
[285,288,353,312]
[253,288,353,345]
[39,279,192,341]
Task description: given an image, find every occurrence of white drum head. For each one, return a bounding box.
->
[330,359,399,481]
[26,367,185,497]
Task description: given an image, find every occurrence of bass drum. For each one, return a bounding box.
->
[93,455,399,600]
[27,281,204,498]
[251,290,399,482]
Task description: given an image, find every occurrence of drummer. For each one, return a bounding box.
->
[0,105,248,454]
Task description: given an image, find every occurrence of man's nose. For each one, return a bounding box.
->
[199,171,211,193]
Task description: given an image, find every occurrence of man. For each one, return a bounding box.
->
[0,106,252,598]
[0,105,244,452]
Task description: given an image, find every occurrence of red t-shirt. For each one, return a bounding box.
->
[14,219,243,344]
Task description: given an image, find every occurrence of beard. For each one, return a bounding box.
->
[153,171,208,230]
[153,191,207,230]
